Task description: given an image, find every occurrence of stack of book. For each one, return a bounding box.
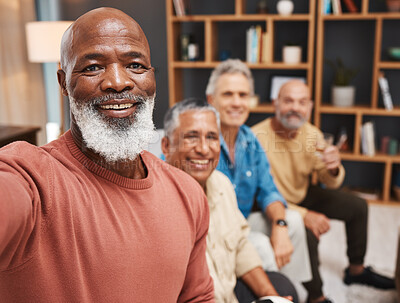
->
[361,121,376,156]
[246,25,272,64]
[322,0,358,15]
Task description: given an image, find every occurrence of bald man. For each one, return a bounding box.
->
[0,8,214,302]
[252,80,395,303]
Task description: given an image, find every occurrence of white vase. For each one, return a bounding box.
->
[331,86,355,107]
[277,0,294,16]
[282,46,301,64]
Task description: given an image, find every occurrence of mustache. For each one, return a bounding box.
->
[87,92,148,106]
[283,110,303,119]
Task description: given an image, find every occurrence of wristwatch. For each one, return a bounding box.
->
[276,219,288,227]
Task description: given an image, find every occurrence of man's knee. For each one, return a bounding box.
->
[266,271,299,303]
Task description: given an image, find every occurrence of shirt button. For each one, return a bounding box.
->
[246,170,252,177]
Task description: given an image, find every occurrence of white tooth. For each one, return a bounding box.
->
[191,160,209,164]
[100,103,133,110]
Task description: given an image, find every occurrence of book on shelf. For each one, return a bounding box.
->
[342,0,358,13]
[331,0,342,14]
[322,0,332,15]
[361,121,376,156]
[261,31,272,63]
[255,25,262,63]
[173,0,186,16]
[246,26,255,63]
[378,72,393,111]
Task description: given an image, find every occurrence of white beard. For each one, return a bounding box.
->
[69,92,156,163]
[276,108,307,130]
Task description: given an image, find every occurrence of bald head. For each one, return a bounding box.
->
[60,7,150,73]
[277,80,310,100]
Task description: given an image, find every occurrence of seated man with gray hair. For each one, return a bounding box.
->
[162,98,298,303]
[205,59,311,285]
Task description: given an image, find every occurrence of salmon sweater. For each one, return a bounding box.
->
[0,131,214,302]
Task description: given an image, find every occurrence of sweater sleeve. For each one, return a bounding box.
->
[0,167,32,255]
[0,159,35,269]
[178,193,215,303]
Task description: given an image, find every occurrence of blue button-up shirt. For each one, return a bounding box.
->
[216,125,286,218]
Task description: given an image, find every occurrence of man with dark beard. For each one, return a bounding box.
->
[0,7,214,302]
[252,80,395,303]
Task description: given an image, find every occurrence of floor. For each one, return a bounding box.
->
[295,203,400,303]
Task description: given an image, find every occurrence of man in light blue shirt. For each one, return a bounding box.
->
[206,59,311,284]
[217,125,284,218]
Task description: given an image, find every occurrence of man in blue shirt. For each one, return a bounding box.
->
[206,59,311,284]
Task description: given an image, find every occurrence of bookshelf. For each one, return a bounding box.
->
[314,0,400,204]
[166,0,316,112]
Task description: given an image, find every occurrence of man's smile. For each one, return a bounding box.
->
[97,101,139,118]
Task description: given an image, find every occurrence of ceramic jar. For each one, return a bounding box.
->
[282,46,301,64]
[277,0,294,16]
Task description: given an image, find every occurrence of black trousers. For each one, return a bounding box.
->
[300,185,368,300]
[234,271,299,303]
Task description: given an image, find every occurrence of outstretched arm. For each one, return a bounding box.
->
[265,201,293,269]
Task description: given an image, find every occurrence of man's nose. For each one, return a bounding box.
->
[194,137,210,155]
[292,101,301,111]
[231,94,242,106]
[101,65,134,92]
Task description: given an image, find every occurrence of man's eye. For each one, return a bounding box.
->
[207,134,219,140]
[84,65,101,72]
[184,135,198,140]
[222,92,233,97]
[128,62,148,72]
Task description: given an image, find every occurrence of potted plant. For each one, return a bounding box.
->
[282,42,302,64]
[326,57,358,107]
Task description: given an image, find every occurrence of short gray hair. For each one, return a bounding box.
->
[163,98,220,138]
[205,59,254,96]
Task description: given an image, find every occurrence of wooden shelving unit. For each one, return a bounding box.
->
[166,0,316,111]
[314,0,400,204]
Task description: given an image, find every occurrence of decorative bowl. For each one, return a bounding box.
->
[388,47,400,61]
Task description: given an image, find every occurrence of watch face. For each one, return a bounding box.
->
[276,219,288,227]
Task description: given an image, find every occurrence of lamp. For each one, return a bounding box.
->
[25,21,72,140]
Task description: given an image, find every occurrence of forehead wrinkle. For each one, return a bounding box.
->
[61,11,150,70]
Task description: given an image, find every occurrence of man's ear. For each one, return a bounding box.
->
[206,95,214,105]
[57,69,69,96]
[161,137,170,159]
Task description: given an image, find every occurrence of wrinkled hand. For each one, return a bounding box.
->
[304,210,330,240]
[270,227,294,269]
[322,145,341,174]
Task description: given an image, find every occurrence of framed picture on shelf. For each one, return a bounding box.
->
[269,75,306,101]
